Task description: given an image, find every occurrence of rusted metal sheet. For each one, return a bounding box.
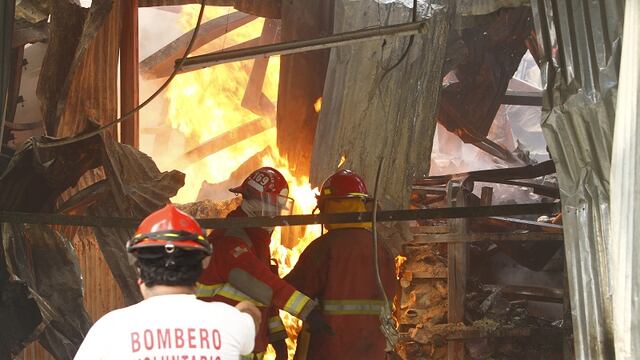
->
[36,0,113,136]
[20,228,126,360]
[530,0,624,358]
[56,0,120,139]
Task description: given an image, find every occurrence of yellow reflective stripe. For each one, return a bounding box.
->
[268,316,286,333]
[322,299,385,315]
[196,282,265,306]
[195,282,223,298]
[217,284,265,306]
[284,290,312,316]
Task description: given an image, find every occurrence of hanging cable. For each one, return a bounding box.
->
[39,0,208,148]
[379,0,418,82]
[371,157,400,352]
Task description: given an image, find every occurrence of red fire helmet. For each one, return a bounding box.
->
[127,204,211,257]
[317,169,370,207]
[230,167,294,211]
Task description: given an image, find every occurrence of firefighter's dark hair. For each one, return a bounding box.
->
[135,248,204,287]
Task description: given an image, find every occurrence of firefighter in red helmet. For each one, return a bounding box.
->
[197,167,330,360]
[284,169,397,360]
[75,204,260,360]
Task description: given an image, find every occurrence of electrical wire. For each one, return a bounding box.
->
[371,157,401,353]
[379,0,419,82]
[39,0,208,148]
[372,157,390,309]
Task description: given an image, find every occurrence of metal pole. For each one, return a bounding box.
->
[178,20,430,72]
[0,203,560,229]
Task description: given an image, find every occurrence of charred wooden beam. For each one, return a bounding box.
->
[447,182,467,360]
[140,11,257,79]
[120,0,140,147]
[241,19,279,117]
[3,120,41,131]
[12,19,48,47]
[409,231,564,245]
[178,20,431,71]
[138,0,281,18]
[0,202,561,229]
[178,117,274,164]
[482,284,564,303]
[139,0,233,6]
[2,46,24,146]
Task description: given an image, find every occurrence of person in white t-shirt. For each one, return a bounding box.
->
[75,204,260,360]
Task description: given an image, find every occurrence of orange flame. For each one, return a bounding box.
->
[314,97,322,113]
[163,6,321,359]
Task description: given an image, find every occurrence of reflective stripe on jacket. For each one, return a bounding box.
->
[284,228,397,360]
[197,208,312,353]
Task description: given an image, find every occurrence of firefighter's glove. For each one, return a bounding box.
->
[306,307,334,335]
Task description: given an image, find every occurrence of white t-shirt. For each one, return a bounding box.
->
[74,294,255,360]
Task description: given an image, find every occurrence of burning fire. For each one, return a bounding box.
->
[165,6,322,359]
[313,97,322,113]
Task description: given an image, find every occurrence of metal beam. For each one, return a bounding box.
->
[178,20,430,72]
[0,202,560,229]
[410,231,564,244]
[502,90,542,106]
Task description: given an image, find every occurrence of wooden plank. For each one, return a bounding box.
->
[411,225,450,234]
[410,231,564,244]
[139,12,256,79]
[447,181,467,360]
[2,45,24,146]
[410,324,563,344]
[480,186,493,206]
[178,117,275,164]
[410,270,448,279]
[241,19,279,117]
[12,19,48,47]
[120,0,139,147]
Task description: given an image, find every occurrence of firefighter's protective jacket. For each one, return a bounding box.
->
[284,227,397,360]
[196,208,313,355]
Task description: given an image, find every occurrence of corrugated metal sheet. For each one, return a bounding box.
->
[611,0,640,358]
[20,228,125,359]
[530,0,624,359]
[457,0,529,16]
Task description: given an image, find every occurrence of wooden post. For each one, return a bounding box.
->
[2,45,24,147]
[480,186,493,206]
[447,181,468,360]
[120,0,139,147]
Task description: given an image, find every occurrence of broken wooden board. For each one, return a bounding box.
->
[140,11,257,80]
